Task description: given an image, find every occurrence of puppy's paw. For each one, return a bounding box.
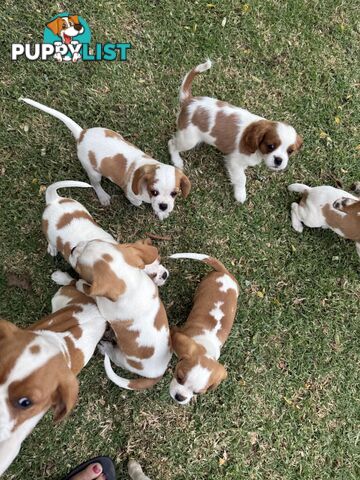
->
[98,192,111,207]
[333,197,355,211]
[51,271,73,285]
[47,244,58,256]
[234,187,246,204]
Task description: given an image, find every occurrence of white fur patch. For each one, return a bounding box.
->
[216,274,239,294]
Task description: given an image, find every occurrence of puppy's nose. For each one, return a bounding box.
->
[274,157,283,167]
[175,393,186,402]
[162,271,168,280]
[159,203,168,211]
[74,24,83,31]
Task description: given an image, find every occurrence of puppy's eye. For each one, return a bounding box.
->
[288,149,294,155]
[15,397,32,409]
[151,189,159,197]
[62,23,67,28]
[267,144,275,151]
[69,21,74,26]
[170,191,178,198]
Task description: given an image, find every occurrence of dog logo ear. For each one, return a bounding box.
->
[69,15,80,24]
[46,17,63,36]
[51,370,79,422]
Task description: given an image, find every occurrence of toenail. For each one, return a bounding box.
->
[93,464,101,474]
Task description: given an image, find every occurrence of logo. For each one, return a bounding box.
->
[11,12,131,62]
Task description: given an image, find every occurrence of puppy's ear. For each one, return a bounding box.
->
[132,165,157,195]
[89,260,126,302]
[178,172,191,198]
[69,15,80,24]
[208,363,228,391]
[240,120,274,155]
[0,320,19,341]
[171,332,199,359]
[52,370,79,422]
[46,17,63,36]
[134,238,153,247]
[295,134,303,152]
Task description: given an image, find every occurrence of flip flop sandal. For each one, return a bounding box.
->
[62,456,116,480]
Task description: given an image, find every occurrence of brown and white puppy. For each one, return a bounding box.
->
[0,272,106,476]
[42,181,169,286]
[20,98,191,220]
[168,253,239,405]
[168,60,303,203]
[288,183,360,258]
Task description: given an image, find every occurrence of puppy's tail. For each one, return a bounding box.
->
[169,252,230,275]
[45,180,92,204]
[19,97,83,140]
[104,354,162,391]
[179,59,212,106]
[288,183,310,193]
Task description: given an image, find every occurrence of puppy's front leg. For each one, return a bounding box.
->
[126,191,142,207]
[290,202,304,233]
[225,156,247,203]
[168,137,184,170]
[356,242,360,259]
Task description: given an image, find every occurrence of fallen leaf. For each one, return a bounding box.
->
[6,272,32,291]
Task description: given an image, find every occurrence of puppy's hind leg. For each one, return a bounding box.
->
[168,127,200,171]
[87,170,111,207]
[356,242,360,259]
[291,202,304,233]
[128,460,152,480]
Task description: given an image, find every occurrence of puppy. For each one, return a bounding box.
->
[289,183,360,258]
[168,60,303,203]
[168,253,239,405]
[20,98,191,220]
[0,272,106,476]
[42,180,169,286]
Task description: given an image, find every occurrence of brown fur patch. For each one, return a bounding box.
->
[111,320,155,359]
[299,190,309,207]
[30,345,40,354]
[56,237,72,261]
[240,120,279,156]
[117,242,159,269]
[98,154,128,189]
[64,336,85,374]
[154,303,168,331]
[78,129,87,144]
[216,100,230,108]
[322,204,360,241]
[102,253,113,262]
[89,259,126,302]
[127,359,143,370]
[56,210,96,230]
[127,376,162,390]
[59,199,75,204]
[104,129,124,140]
[88,151,97,169]
[32,306,83,340]
[210,111,239,154]
[59,285,96,306]
[177,99,193,130]
[192,106,210,132]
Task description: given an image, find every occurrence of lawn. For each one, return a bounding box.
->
[0,0,359,479]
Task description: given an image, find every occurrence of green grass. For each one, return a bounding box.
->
[1,0,360,478]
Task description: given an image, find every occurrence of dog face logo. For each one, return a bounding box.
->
[46,16,84,45]
[44,13,91,62]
